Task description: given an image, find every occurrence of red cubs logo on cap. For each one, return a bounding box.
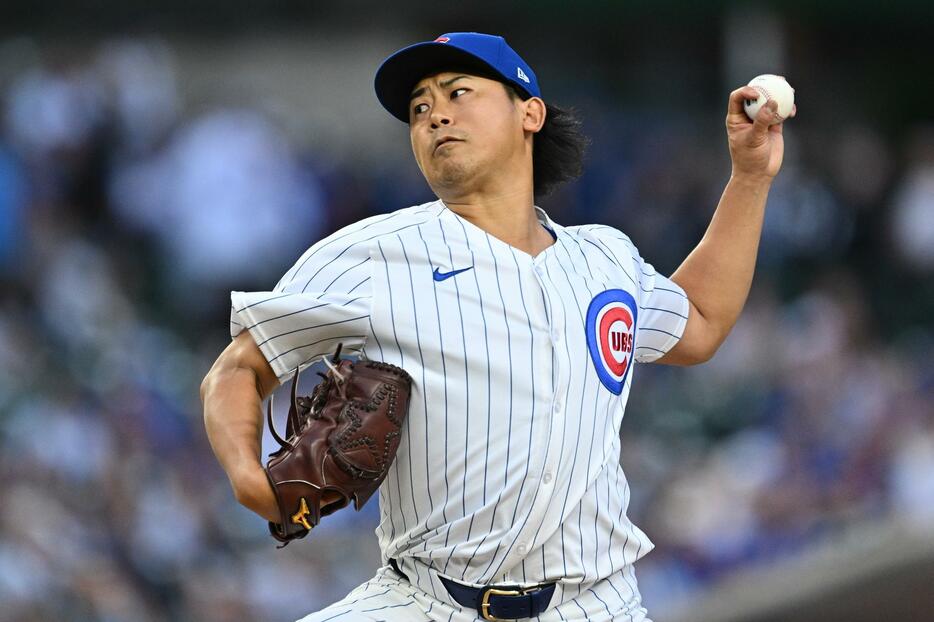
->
[434,37,450,43]
[585,289,638,395]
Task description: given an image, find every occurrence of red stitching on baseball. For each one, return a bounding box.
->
[754,84,786,121]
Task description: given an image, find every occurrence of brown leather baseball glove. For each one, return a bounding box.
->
[263,343,412,546]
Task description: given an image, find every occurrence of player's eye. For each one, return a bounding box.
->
[451,88,468,99]
[412,102,429,115]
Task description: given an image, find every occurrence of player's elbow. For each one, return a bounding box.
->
[657,305,728,366]
[200,348,247,408]
[199,372,212,405]
[200,365,237,405]
[200,358,236,408]
[205,332,280,403]
[687,325,729,364]
[686,341,720,365]
[658,338,719,366]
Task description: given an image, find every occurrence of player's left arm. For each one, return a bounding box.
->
[656,86,796,366]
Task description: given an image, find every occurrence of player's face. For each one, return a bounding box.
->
[408,72,532,197]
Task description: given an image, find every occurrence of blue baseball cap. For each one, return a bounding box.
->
[374,32,541,123]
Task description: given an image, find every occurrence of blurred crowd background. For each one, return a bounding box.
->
[1,2,932,621]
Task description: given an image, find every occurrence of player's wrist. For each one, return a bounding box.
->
[728,170,775,188]
[231,463,279,521]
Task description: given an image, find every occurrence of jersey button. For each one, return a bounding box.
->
[516,543,527,555]
[542,471,553,484]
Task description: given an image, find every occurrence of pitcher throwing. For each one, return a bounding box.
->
[201,31,795,621]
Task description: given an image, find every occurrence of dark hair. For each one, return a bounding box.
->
[504,84,590,198]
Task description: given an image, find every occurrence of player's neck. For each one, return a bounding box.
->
[439,189,554,257]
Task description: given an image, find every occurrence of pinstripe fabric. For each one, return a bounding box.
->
[230,203,439,381]
[231,200,686,618]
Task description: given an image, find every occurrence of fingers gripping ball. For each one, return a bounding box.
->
[263,343,413,546]
[743,74,795,124]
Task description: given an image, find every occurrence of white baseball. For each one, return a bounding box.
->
[743,74,795,124]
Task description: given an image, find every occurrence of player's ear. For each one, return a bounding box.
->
[521,97,546,134]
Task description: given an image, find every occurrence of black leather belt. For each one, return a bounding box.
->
[388,558,555,621]
[438,574,556,621]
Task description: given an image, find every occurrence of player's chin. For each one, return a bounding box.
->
[430,160,473,189]
[435,171,467,190]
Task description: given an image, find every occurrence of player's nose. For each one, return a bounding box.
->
[429,105,453,129]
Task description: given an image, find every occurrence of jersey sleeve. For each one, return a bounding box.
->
[631,252,690,363]
[230,234,373,383]
[585,225,690,364]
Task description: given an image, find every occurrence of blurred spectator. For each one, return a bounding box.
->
[109,108,325,291]
[95,39,180,156]
[0,144,26,271]
[890,126,934,271]
[4,64,104,160]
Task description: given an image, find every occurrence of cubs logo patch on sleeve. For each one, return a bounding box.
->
[585,289,638,395]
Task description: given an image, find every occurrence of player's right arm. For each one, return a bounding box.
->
[658,87,793,365]
[201,331,281,523]
[201,209,394,523]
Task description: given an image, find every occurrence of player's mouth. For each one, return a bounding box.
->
[433,136,464,155]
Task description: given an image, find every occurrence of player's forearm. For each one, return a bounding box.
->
[201,365,278,521]
[202,366,264,476]
[670,173,772,348]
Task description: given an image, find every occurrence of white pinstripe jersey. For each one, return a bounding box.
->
[231,200,689,606]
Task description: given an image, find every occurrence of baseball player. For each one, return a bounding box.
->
[201,32,794,621]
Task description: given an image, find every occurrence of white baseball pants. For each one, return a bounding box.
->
[297,565,652,622]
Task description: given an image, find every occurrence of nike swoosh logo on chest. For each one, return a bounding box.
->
[433,266,474,281]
